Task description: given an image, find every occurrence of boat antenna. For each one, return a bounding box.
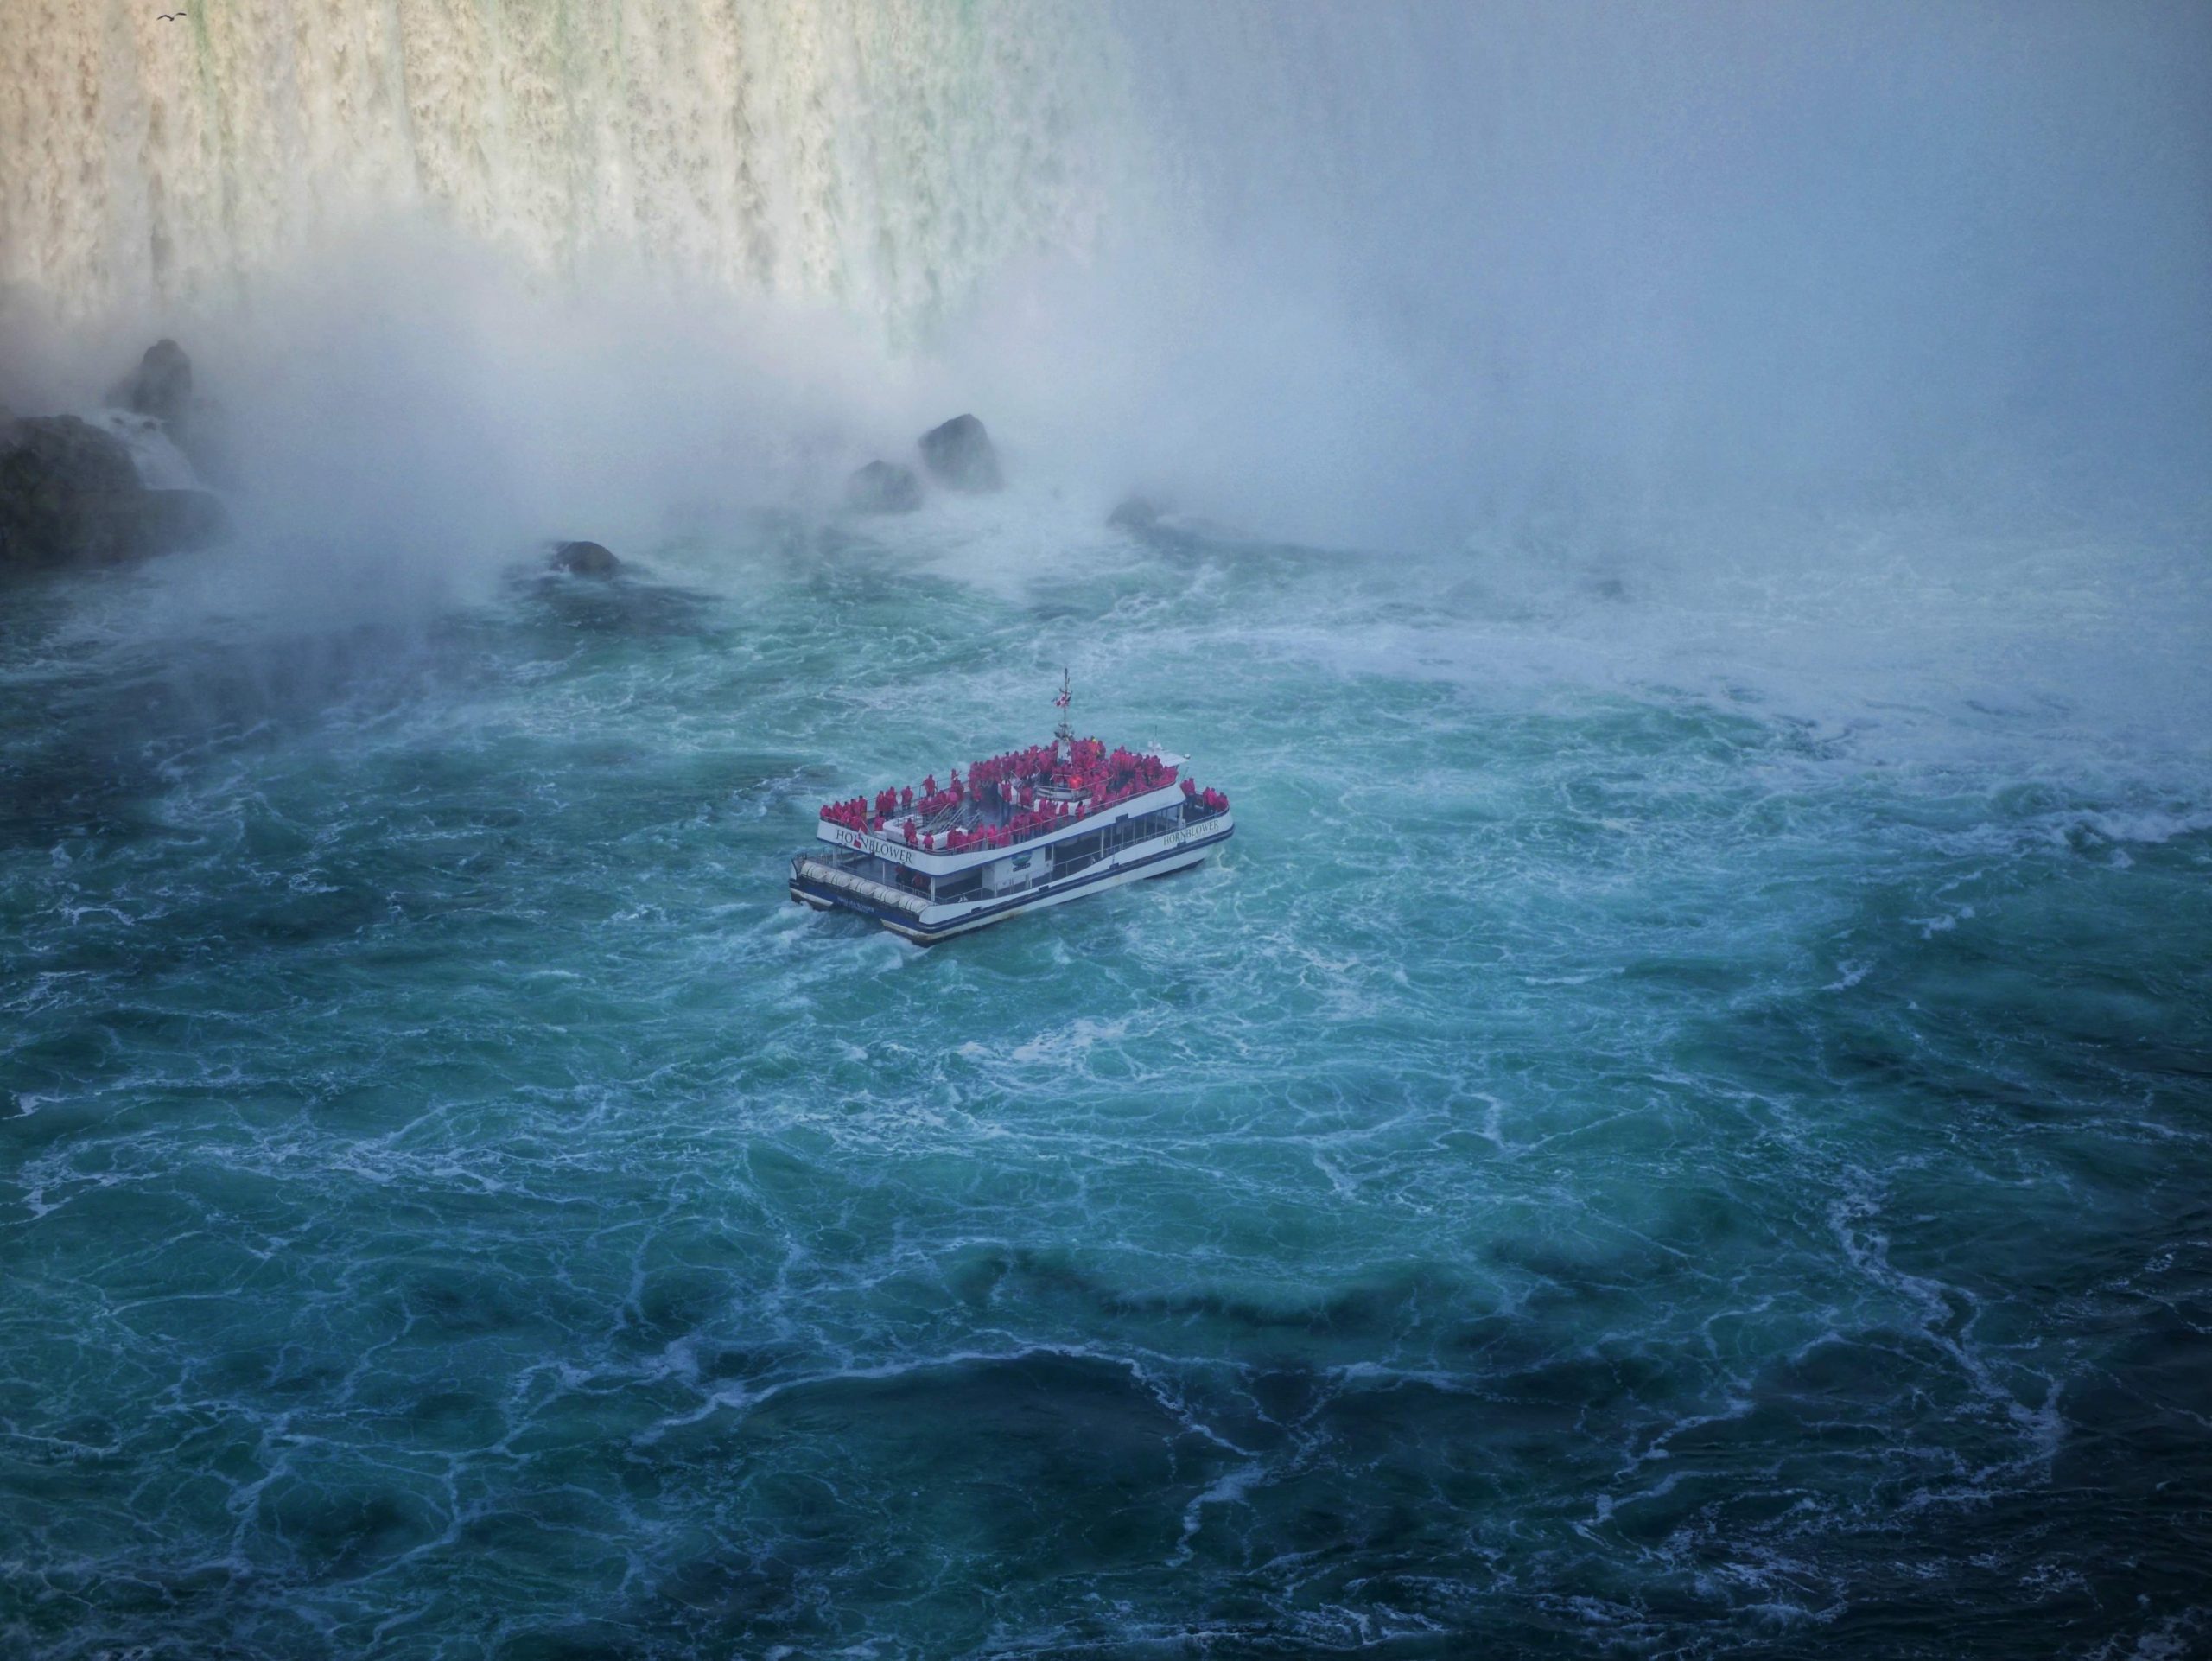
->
[1052,666,1074,756]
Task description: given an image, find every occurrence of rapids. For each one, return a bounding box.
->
[3,511,2209,1656]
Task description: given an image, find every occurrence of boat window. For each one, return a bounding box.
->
[933,869,984,903]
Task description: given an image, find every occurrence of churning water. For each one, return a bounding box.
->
[3,500,2209,1657]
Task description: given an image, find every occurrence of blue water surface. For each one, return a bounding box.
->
[3,519,2209,1658]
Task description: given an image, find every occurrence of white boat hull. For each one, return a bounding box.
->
[791,813,1230,944]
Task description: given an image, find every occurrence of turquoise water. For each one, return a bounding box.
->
[3,518,2209,1658]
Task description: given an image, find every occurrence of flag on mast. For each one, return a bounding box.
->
[1052,669,1074,759]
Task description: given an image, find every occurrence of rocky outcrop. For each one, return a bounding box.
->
[0,412,226,574]
[844,459,923,514]
[550,539,621,577]
[104,338,237,488]
[918,413,1002,493]
[107,338,194,429]
[1107,493,1165,532]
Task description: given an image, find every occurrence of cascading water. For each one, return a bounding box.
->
[8,2,2203,538]
[0,0,1141,334]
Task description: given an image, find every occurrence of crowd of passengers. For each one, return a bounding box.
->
[818,736,1229,853]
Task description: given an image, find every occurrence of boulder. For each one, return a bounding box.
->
[104,339,238,487]
[0,414,226,573]
[107,339,194,430]
[1107,493,1165,532]
[550,539,621,577]
[917,413,1002,493]
[844,459,923,514]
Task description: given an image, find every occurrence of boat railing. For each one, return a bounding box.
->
[834,789,1227,857]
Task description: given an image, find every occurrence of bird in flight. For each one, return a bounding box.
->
[157,10,186,18]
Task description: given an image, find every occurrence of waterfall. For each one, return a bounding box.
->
[4,1,2201,531]
[0,0,1144,334]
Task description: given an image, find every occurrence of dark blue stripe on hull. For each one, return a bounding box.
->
[792,826,1232,943]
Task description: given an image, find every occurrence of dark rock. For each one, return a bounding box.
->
[105,340,238,487]
[550,539,621,578]
[0,414,226,573]
[844,459,923,514]
[107,339,194,430]
[917,413,1002,493]
[1107,493,1165,532]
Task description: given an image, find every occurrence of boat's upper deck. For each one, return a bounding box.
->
[816,733,1230,876]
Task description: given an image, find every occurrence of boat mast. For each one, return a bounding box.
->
[1052,666,1075,758]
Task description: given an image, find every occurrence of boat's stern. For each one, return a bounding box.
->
[789,852,931,929]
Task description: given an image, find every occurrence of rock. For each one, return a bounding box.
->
[107,339,194,430]
[550,539,620,578]
[1107,493,1165,532]
[917,413,1002,493]
[844,459,923,514]
[104,339,238,487]
[0,414,226,572]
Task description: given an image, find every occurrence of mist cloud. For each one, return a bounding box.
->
[2,0,2205,567]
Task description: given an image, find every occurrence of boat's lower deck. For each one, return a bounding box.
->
[791,812,1232,944]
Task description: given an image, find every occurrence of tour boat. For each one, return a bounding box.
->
[790,674,1233,945]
